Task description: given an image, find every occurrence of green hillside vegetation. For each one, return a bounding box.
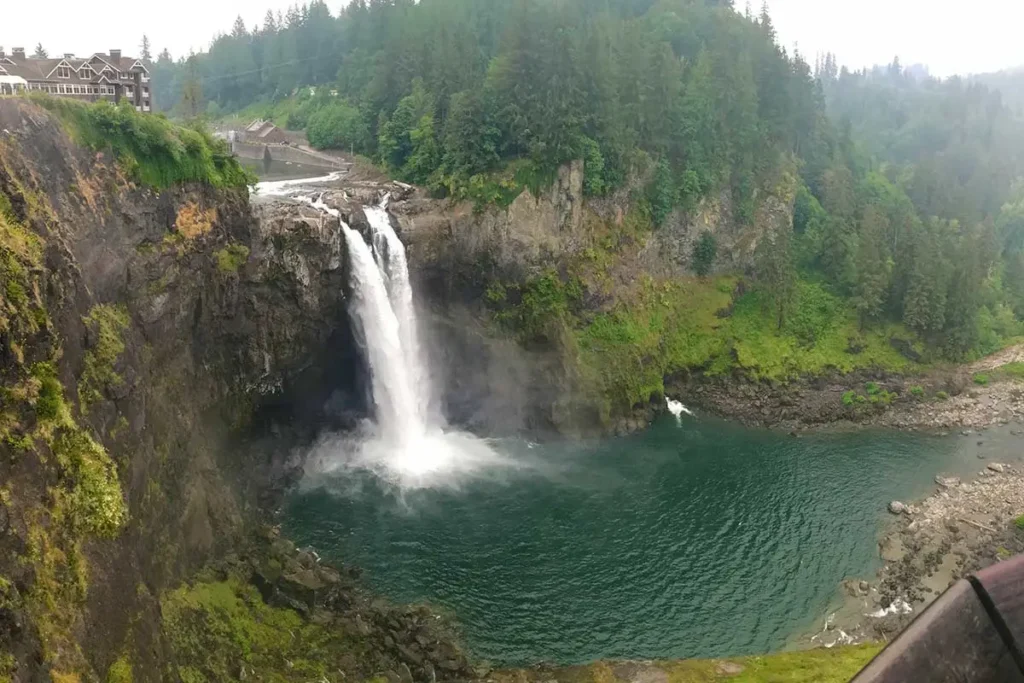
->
[493,643,883,683]
[146,0,1024,418]
[30,95,254,190]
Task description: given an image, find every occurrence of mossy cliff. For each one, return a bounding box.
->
[0,98,374,682]
[393,159,926,436]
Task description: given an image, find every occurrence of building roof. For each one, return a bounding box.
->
[0,52,149,84]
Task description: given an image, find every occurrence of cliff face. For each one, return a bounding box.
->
[0,100,361,682]
[390,160,796,435]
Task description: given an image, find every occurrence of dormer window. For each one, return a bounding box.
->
[57,66,70,79]
[80,67,94,79]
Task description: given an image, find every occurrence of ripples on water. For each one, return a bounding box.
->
[286,417,1004,665]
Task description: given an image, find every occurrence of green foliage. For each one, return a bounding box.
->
[79,305,129,410]
[106,654,133,683]
[754,227,797,331]
[141,0,1024,369]
[52,429,128,537]
[1015,514,1024,531]
[161,577,362,683]
[491,271,582,342]
[31,95,255,190]
[936,391,950,400]
[306,101,369,151]
[996,362,1024,380]
[33,363,64,422]
[215,243,250,274]
[692,231,718,277]
[647,159,676,228]
[842,391,857,407]
[865,382,880,395]
[515,643,883,683]
[910,385,925,397]
[973,373,990,386]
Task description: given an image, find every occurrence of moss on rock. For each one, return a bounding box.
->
[79,304,129,410]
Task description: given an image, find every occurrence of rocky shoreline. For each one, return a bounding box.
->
[808,453,1024,648]
[667,344,1024,435]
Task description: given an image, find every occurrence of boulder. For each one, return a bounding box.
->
[988,463,1006,473]
[935,476,961,488]
[889,501,908,515]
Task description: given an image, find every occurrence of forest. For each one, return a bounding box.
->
[149,0,1024,362]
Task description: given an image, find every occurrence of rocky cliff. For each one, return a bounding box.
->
[389,157,797,435]
[0,100,476,683]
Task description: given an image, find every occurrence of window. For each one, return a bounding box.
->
[80,67,94,79]
[57,66,70,79]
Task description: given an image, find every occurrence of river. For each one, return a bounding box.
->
[283,417,1019,666]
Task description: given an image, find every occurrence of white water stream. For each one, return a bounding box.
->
[277,185,507,488]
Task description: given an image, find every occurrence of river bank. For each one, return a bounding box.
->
[668,344,1024,435]
[806,443,1024,647]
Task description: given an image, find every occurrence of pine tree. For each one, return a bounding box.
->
[180,54,204,119]
[755,225,797,331]
[139,35,152,63]
[263,10,279,33]
[32,44,48,59]
[852,206,893,328]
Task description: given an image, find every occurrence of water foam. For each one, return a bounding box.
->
[666,397,694,424]
[255,171,346,197]
[292,192,508,489]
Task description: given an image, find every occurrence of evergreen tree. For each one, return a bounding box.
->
[180,54,204,120]
[32,44,47,59]
[139,35,152,63]
[852,206,893,328]
[755,226,797,331]
[692,231,718,277]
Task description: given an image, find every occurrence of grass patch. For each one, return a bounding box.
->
[936,391,949,400]
[493,644,882,683]
[489,268,931,422]
[161,577,365,683]
[105,654,132,683]
[28,94,255,190]
[79,305,129,410]
[215,243,251,274]
[910,385,925,398]
[1014,514,1024,531]
[973,373,990,386]
[993,362,1024,381]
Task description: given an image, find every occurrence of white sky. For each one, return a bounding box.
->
[1,0,1022,77]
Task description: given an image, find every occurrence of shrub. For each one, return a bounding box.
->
[865,381,880,395]
[842,390,857,406]
[215,243,250,274]
[910,385,925,398]
[306,101,369,152]
[29,94,255,189]
[936,390,949,400]
[692,231,718,277]
[1015,514,1024,531]
[79,305,129,410]
[973,373,990,386]
[997,362,1024,380]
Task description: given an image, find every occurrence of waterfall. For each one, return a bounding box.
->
[282,186,508,488]
[341,221,425,444]
[364,205,433,427]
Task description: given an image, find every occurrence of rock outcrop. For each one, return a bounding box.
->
[0,99,390,682]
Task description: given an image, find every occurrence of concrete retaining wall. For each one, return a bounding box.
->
[232,141,342,169]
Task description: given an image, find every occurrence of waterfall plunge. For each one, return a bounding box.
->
[300,194,507,489]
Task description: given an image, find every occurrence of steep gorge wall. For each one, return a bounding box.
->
[392,161,796,435]
[0,100,358,682]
